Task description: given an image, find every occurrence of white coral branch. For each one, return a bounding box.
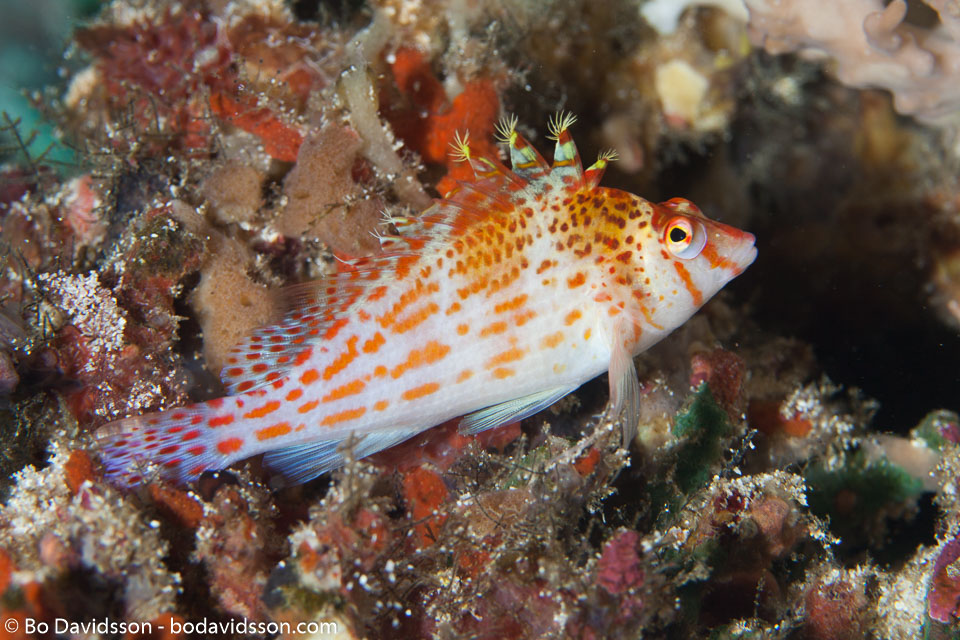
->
[745,0,960,125]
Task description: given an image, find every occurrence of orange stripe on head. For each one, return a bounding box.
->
[256,422,292,441]
[701,243,738,271]
[673,261,703,307]
[402,382,440,401]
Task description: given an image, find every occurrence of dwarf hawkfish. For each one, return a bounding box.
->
[96,113,757,487]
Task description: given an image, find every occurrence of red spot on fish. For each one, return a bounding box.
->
[217,437,244,454]
[567,272,586,288]
[363,332,385,354]
[209,415,235,428]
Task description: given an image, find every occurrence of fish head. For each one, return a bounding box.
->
[629,196,756,319]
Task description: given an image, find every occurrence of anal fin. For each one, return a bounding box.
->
[262,429,421,486]
[458,386,577,435]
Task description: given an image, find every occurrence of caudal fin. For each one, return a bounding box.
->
[94,402,233,487]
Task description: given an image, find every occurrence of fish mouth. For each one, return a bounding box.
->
[731,232,758,275]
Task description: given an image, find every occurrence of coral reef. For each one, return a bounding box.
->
[1,0,959,638]
[744,0,960,126]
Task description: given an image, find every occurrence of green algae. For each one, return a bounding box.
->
[673,383,734,495]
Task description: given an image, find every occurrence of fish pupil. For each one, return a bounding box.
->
[669,227,687,243]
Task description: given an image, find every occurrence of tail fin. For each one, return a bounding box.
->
[94,402,234,488]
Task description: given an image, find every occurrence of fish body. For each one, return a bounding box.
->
[96,114,757,486]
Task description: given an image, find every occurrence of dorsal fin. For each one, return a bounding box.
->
[220,270,377,394]
[547,111,584,187]
[584,149,619,190]
[223,114,591,396]
[495,114,550,181]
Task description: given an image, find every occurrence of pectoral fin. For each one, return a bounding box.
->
[458,385,578,435]
[608,335,641,447]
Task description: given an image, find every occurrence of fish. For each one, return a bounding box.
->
[94,113,757,487]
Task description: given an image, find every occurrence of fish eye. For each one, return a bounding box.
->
[664,216,706,259]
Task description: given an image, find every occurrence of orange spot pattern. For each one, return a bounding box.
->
[299,400,320,414]
[217,437,244,454]
[479,321,508,337]
[209,414,235,428]
[323,336,359,380]
[362,332,385,354]
[321,407,367,427]
[493,294,528,314]
[256,422,292,441]
[392,302,440,334]
[541,332,565,349]
[486,346,527,369]
[391,341,451,379]
[243,400,280,419]
[402,382,441,401]
[323,379,366,402]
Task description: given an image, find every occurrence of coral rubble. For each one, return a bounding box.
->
[1,0,960,637]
